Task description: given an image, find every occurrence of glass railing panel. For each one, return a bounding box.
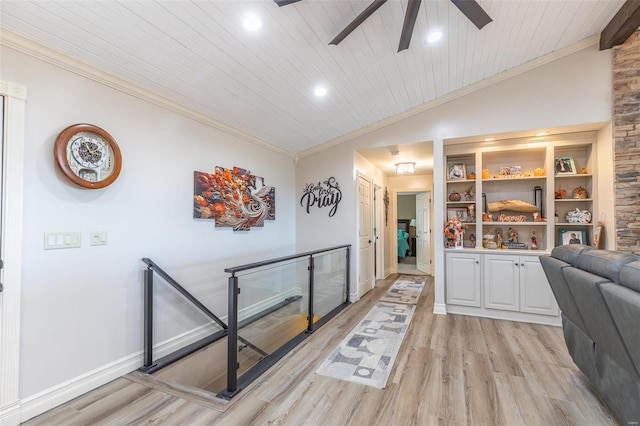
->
[312,247,348,319]
[234,257,310,374]
[152,274,225,355]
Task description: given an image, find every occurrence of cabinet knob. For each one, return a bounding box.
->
[515,262,519,266]
[475,261,479,264]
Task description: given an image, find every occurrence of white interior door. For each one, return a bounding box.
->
[416,192,431,273]
[358,174,374,297]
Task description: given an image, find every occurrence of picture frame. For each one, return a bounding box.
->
[554,156,576,175]
[447,162,466,180]
[558,228,586,246]
[447,208,469,221]
[499,165,521,176]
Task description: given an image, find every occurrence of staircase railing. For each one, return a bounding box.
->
[220,244,350,399]
[139,244,350,399]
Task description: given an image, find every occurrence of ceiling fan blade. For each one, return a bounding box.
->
[398,0,422,52]
[450,0,492,30]
[330,0,388,45]
[274,0,302,6]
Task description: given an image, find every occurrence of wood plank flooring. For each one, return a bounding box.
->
[24,274,618,425]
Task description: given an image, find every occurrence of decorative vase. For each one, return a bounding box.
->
[449,191,461,202]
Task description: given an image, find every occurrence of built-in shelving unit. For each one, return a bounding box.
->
[443,132,597,325]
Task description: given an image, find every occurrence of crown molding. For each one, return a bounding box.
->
[297,34,601,159]
[0,28,294,159]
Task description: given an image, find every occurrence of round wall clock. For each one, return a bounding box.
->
[54,123,122,189]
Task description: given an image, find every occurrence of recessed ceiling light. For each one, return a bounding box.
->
[243,15,262,32]
[536,132,549,137]
[484,137,496,142]
[314,85,328,97]
[427,31,442,43]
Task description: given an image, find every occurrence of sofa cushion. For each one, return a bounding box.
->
[550,244,592,267]
[562,267,637,376]
[600,283,640,378]
[575,249,639,283]
[540,255,589,334]
[620,260,640,293]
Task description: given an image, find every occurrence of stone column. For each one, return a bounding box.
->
[613,29,640,252]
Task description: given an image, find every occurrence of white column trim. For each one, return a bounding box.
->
[0,81,26,426]
[432,139,447,315]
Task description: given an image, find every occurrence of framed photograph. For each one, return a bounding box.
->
[448,162,466,180]
[558,228,586,245]
[499,165,521,176]
[554,156,576,175]
[447,208,469,221]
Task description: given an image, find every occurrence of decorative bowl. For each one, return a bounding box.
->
[565,208,591,223]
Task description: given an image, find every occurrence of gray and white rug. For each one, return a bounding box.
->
[315,301,415,389]
[379,274,426,305]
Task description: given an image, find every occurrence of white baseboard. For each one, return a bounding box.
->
[432,303,447,315]
[19,288,299,422]
[0,401,21,426]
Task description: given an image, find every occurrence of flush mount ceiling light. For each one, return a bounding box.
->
[396,162,416,175]
[275,0,492,52]
[243,15,262,31]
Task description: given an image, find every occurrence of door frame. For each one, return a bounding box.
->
[396,190,432,274]
[374,184,385,280]
[355,171,375,299]
[0,81,27,426]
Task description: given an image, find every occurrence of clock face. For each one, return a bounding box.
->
[54,124,122,189]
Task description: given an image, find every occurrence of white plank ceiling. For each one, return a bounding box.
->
[0,0,625,155]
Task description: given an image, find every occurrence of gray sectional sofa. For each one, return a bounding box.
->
[540,245,640,423]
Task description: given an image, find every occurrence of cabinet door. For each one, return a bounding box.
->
[484,254,519,311]
[446,253,481,307]
[519,256,559,316]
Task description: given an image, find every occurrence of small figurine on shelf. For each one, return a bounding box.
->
[531,231,538,250]
[496,228,503,248]
[464,185,474,201]
[508,227,519,243]
[468,204,475,220]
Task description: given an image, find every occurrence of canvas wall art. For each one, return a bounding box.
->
[194,166,275,231]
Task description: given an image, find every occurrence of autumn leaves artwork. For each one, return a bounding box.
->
[194,166,275,231]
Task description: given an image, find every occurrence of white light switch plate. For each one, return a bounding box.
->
[44,232,81,249]
[90,231,108,246]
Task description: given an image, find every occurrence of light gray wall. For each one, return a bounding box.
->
[1,46,296,401]
[397,195,416,220]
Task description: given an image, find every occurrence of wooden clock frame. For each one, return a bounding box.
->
[54,123,122,189]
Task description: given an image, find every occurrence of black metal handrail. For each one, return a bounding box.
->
[140,258,267,373]
[224,244,351,275]
[220,244,351,399]
[139,244,350,398]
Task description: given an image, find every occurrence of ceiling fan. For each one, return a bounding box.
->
[274,0,492,52]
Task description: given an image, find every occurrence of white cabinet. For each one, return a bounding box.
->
[484,254,520,311]
[446,252,481,307]
[484,254,558,316]
[446,251,559,325]
[519,256,558,316]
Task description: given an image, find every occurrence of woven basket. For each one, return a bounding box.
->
[572,186,588,199]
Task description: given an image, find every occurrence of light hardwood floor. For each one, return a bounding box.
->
[24,275,618,425]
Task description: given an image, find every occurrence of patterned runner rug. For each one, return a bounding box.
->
[379,274,426,305]
[315,275,425,388]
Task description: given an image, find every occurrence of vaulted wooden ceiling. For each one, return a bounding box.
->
[0,1,628,155]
